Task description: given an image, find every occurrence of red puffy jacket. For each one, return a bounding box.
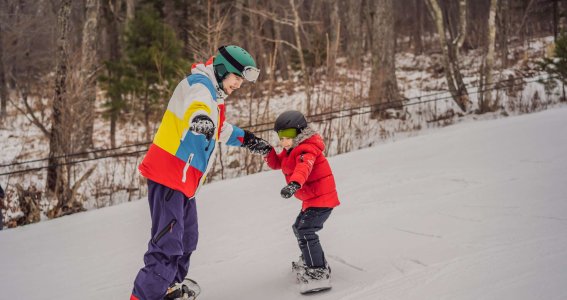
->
[265,128,340,211]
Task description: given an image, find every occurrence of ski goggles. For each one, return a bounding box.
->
[218,46,261,82]
[277,128,298,139]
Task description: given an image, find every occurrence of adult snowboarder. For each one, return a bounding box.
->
[130,45,271,300]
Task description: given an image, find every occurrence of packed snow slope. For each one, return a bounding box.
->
[2,107,567,300]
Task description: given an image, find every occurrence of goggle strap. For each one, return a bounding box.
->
[218,46,245,73]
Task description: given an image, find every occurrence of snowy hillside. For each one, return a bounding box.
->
[1,106,567,300]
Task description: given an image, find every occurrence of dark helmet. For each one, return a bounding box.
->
[274,110,308,132]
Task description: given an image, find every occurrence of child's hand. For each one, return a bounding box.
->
[242,130,273,155]
[281,182,301,198]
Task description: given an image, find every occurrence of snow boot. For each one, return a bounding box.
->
[298,265,332,294]
[291,255,306,272]
[164,278,200,300]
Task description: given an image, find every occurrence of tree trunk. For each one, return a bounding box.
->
[454,0,468,50]
[368,0,401,118]
[481,0,499,113]
[103,0,122,148]
[560,0,567,34]
[234,0,245,46]
[554,0,559,40]
[0,21,7,123]
[180,0,191,58]
[289,0,312,114]
[426,0,470,112]
[413,0,424,55]
[497,0,509,67]
[345,0,364,67]
[247,0,268,74]
[47,0,71,195]
[272,14,289,80]
[78,0,100,151]
[125,0,135,21]
[327,0,340,76]
[110,109,117,148]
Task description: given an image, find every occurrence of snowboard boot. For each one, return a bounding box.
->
[297,263,332,294]
[304,265,331,281]
[164,279,199,300]
[291,255,306,272]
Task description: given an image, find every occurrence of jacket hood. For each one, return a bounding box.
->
[191,57,228,100]
[292,126,325,152]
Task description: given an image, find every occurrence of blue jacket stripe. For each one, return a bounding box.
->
[226,126,245,147]
[187,74,217,101]
[176,132,215,173]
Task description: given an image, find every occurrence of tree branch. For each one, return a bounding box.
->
[259,36,299,51]
[8,78,50,137]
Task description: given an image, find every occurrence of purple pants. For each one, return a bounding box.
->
[132,180,198,300]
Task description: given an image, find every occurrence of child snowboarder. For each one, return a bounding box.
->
[263,110,340,293]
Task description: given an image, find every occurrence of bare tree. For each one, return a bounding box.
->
[244,1,315,114]
[560,0,567,35]
[77,0,100,151]
[412,0,425,55]
[47,0,71,194]
[327,0,340,76]
[426,0,470,112]
[481,0,499,112]
[125,0,135,21]
[102,0,124,148]
[343,0,365,67]
[497,0,509,67]
[367,0,402,118]
[289,0,312,114]
[0,21,7,123]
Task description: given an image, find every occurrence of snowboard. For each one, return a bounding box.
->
[292,260,332,294]
[165,278,201,300]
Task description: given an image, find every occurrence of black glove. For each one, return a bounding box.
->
[281,181,301,198]
[242,130,273,155]
[190,115,215,140]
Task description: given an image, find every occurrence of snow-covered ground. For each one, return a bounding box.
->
[1,105,567,300]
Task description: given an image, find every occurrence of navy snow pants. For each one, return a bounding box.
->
[132,180,198,300]
[292,207,333,268]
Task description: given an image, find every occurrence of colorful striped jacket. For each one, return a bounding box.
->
[139,58,245,198]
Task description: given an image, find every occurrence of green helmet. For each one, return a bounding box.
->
[214,45,260,83]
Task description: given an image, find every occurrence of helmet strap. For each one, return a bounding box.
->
[214,64,227,91]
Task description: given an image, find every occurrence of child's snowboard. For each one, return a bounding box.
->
[292,259,332,294]
[164,278,201,300]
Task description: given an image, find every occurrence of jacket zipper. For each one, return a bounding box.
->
[153,219,177,244]
[182,153,194,183]
[205,138,212,151]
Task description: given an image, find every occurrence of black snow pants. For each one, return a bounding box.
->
[292,207,333,268]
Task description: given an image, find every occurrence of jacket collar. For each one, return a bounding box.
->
[191,57,228,101]
[292,126,319,148]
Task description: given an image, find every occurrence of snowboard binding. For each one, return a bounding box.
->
[291,255,332,294]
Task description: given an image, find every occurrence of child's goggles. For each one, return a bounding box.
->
[218,46,261,82]
[277,128,298,139]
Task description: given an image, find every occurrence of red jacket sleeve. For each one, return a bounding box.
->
[289,152,316,186]
[265,148,282,170]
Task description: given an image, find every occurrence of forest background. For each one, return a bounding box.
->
[0,0,566,228]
